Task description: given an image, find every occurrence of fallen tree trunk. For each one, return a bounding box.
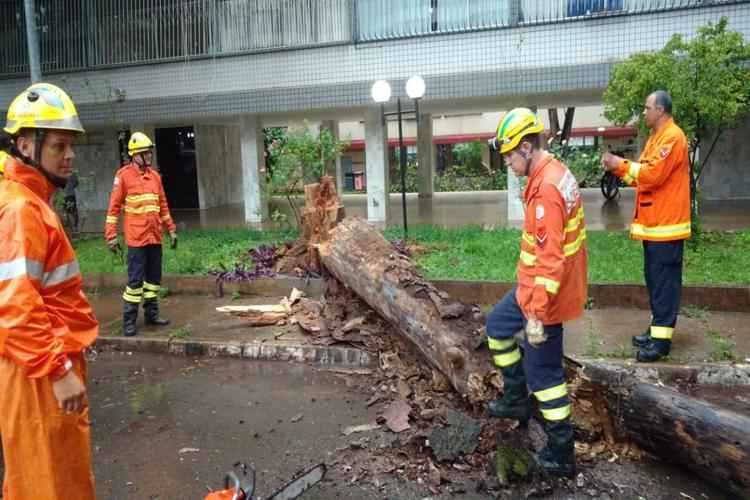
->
[572,358,750,498]
[318,216,494,403]
[276,184,749,495]
[624,383,750,497]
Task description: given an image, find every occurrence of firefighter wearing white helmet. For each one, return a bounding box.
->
[105,131,177,337]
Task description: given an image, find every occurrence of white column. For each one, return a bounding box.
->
[240,115,268,228]
[364,107,390,228]
[507,169,525,224]
[417,113,434,198]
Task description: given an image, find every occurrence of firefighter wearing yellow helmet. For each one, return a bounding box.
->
[0,83,98,499]
[486,107,588,477]
[105,131,177,337]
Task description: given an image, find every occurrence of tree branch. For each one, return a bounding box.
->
[696,129,724,182]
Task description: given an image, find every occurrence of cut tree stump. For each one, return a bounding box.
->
[318,216,494,403]
[274,175,344,275]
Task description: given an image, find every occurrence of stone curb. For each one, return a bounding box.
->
[95,335,375,368]
[83,274,750,312]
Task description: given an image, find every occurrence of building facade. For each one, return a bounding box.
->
[1,0,748,227]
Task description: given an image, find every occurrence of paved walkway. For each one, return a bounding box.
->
[91,292,750,365]
[78,188,750,232]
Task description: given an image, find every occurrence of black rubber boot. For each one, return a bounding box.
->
[143,299,170,326]
[632,328,651,347]
[487,362,532,424]
[535,419,576,477]
[123,302,138,337]
[636,339,671,362]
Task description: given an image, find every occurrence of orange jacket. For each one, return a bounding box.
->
[516,154,588,325]
[614,117,691,241]
[0,157,98,379]
[105,162,176,247]
[0,150,8,179]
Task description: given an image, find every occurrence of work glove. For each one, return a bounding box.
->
[169,231,178,250]
[107,238,121,255]
[525,315,547,347]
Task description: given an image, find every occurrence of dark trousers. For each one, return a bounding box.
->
[643,240,684,340]
[122,244,163,303]
[486,288,571,422]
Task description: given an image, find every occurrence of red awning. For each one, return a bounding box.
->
[344,127,636,151]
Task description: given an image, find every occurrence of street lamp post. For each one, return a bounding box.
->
[371,76,426,238]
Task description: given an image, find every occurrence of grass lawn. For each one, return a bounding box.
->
[74,226,750,286]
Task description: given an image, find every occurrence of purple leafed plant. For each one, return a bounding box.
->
[209,244,278,297]
[390,238,412,257]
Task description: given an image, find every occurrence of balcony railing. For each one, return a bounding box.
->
[0,0,351,75]
[0,0,740,76]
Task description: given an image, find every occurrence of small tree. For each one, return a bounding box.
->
[603,18,750,233]
[266,123,346,227]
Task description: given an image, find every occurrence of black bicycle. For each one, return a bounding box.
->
[600,171,622,200]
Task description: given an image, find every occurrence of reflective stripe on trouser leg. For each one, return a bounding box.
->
[522,321,570,421]
[126,245,147,302]
[122,286,143,303]
[143,281,160,300]
[644,240,683,341]
[488,336,520,367]
[534,382,571,421]
[486,288,526,368]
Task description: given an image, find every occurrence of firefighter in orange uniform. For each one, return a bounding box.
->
[602,90,690,362]
[0,83,98,499]
[105,132,176,337]
[486,108,588,476]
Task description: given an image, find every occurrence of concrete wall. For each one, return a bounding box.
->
[73,127,121,211]
[701,114,750,200]
[195,124,244,208]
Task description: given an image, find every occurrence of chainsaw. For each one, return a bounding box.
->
[205,462,326,500]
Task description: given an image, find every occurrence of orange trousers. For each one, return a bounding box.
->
[0,353,95,500]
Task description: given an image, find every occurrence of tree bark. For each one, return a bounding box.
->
[572,358,750,498]
[318,216,494,403]
[623,383,749,497]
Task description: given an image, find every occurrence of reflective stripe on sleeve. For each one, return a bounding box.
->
[0,257,44,282]
[534,276,560,294]
[42,261,80,288]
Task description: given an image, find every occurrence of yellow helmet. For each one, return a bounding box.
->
[4,83,85,135]
[491,108,544,154]
[128,132,154,156]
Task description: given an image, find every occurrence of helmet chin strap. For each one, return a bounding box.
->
[522,148,533,177]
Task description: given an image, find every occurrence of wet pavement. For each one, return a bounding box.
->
[77,188,750,232]
[85,353,733,500]
[89,353,378,499]
[90,293,750,365]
